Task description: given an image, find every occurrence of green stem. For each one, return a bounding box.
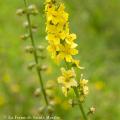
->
[64,61,88,120]
[23,0,48,105]
[73,87,88,120]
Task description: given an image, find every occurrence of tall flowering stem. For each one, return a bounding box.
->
[65,62,88,120]
[23,0,48,105]
[45,0,90,120]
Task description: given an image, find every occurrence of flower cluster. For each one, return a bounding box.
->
[45,0,93,119]
[45,0,80,67]
[58,67,77,96]
[58,68,89,99]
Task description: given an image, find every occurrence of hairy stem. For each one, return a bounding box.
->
[23,0,48,105]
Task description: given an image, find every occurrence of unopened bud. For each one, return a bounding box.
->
[25,46,34,53]
[28,4,39,15]
[23,21,29,28]
[20,34,29,40]
[23,21,38,32]
[37,64,48,71]
[37,45,45,51]
[34,88,41,97]
[32,25,38,32]
[40,64,48,71]
[88,106,96,115]
[16,8,25,16]
[38,55,46,59]
[27,62,36,70]
[49,98,57,106]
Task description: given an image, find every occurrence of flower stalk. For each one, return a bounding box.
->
[23,0,48,105]
[73,87,88,120]
[45,0,91,120]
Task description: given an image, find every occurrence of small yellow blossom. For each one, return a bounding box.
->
[80,79,88,87]
[58,67,77,96]
[65,33,76,44]
[57,43,78,62]
[79,78,89,101]
[47,42,60,59]
[89,106,96,114]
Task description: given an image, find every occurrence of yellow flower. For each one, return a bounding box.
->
[61,87,68,97]
[47,42,60,58]
[57,4,69,24]
[80,79,88,87]
[65,33,76,44]
[46,3,68,25]
[46,34,60,44]
[57,43,78,62]
[46,23,63,34]
[79,78,89,101]
[58,67,77,96]
[83,86,89,95]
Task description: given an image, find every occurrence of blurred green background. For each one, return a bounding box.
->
[0,0,120,120]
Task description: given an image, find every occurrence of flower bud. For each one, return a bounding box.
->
[88,106,96,115]
[23,21,38,32]
[28,4,39,15]
[25,46,34,53]
[31,25,38,32]
[42,64,48,71]
[20,34,29,40]
[49,99,56,106]
[23,21,29,28]
[16,8,26,16]
[27,62,36,70]
[38,55,46,59]
[36,45,45,51]
[38,64,48,71]
[34,88,41,97]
